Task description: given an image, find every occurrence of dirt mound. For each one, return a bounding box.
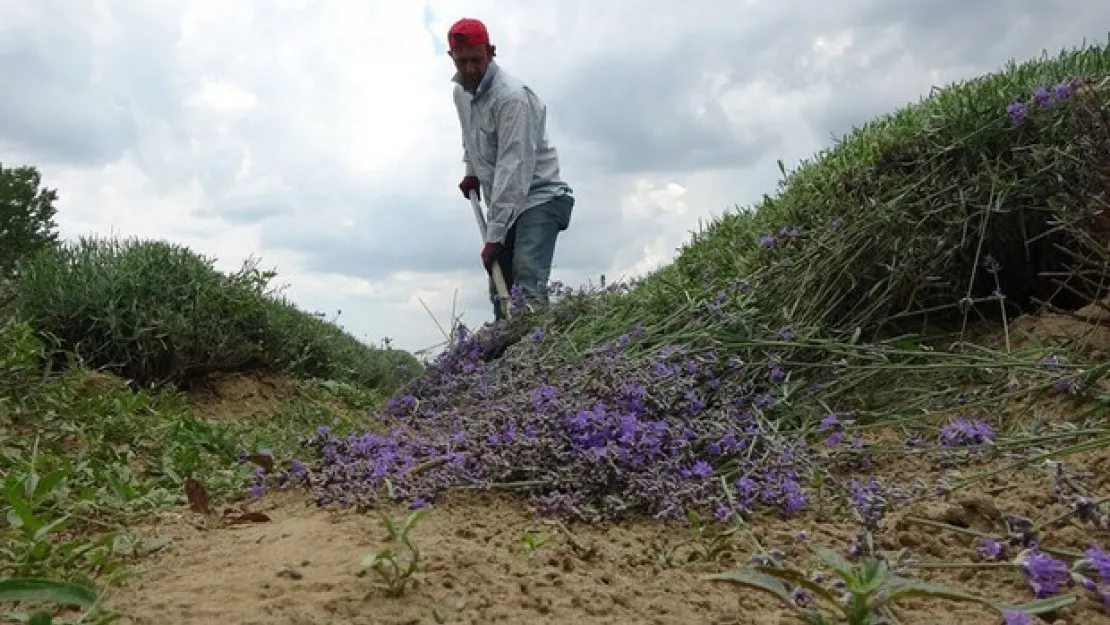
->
[187,372,299,422]
[1006,300,1110,357]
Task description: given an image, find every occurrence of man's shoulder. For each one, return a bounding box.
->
[492,67,530,96]
[489,67,540,110]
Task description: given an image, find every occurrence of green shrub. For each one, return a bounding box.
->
[0,163,59,280]
[666,44,1110,339]
[258,295,422,392]
[12,235,421,392]
[0,318,44,401]
[540,41,1110,357]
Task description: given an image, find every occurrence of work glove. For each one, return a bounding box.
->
[480,241,502,271]
[459,175,480,200]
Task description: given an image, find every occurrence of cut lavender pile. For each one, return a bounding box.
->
[277,322,820,522]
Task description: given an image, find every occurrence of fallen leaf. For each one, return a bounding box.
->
[184,477,212,514]
[141,536,174,555]
[276,567,303,580]
[244,453,274,474]
[227,511,271,524]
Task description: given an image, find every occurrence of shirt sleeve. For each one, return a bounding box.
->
[453,86,476,177]
[462,141,476,177]
[484,94,537,244]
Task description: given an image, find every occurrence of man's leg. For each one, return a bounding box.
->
[508,193,574,311]
[488,225,517,320]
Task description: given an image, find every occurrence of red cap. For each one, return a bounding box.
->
[447,18,489,50]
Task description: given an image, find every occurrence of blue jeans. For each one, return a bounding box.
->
[488,193,574,319]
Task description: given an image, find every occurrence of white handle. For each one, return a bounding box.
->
[469,191,512,317]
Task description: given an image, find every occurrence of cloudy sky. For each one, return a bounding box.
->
[2,1,1108,356]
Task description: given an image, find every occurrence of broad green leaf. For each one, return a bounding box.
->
[32,516,70,543]
[809,544,855,579]
[400,508,429,536]
[752,565,840,607]
[4,481,41,534]
[704,569,798,607]
[993,593,1078,615]
[31,468,69,501]
[0,577,98,607]
[877,577,994,608]
[855,558,889,594]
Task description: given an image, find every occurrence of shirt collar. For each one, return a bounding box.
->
[452,60,499,98]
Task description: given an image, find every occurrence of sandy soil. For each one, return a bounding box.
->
[102,481,1110,625]
[100,306,1110,625]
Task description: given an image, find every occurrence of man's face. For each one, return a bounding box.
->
[450,44,492,92]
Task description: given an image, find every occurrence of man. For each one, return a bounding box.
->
[447,17,575,321]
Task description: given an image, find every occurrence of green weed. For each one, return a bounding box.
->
[706,543,1077,624]
[660,507,742,568]
[520,528,554,560]
[361,508,429,597]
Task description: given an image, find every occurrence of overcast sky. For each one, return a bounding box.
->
[2,1,1108,356]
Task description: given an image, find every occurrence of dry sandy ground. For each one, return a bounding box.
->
[102,481,1110,625]
[101,305,1110,625]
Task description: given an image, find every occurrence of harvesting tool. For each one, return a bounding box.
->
[468,190,512,318]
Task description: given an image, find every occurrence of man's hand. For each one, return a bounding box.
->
[480,242,502,271]
[459,175,480,200]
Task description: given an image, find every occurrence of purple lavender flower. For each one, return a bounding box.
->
[714,505,732,522]
[509,284,527,309]
[847,478,886,530]
[976,536,1006,561]
[1081,544,1110,581]
[759,234,778,248]
[1001,612,1032,625]
[1007,101,1028,124]
[1054,80,1074,100]
[938,417,995,447]
[790,585,815,609]
[768,363,785,382]
[1033,86,1052,109]
[1018,548,1071,598]
[530,382,559,412]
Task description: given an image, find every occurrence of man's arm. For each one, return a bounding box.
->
[483,94,537,244]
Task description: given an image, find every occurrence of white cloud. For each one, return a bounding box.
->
[4,0,1109,353]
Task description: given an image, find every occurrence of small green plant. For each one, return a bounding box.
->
[360,507,428,597]
[520,528,553,560]
[2,456,128,586]
[660,507,741,568]
[0,576,120,625]
[705,543,1077,624]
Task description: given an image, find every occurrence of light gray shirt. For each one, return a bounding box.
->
[452,61,572,244]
